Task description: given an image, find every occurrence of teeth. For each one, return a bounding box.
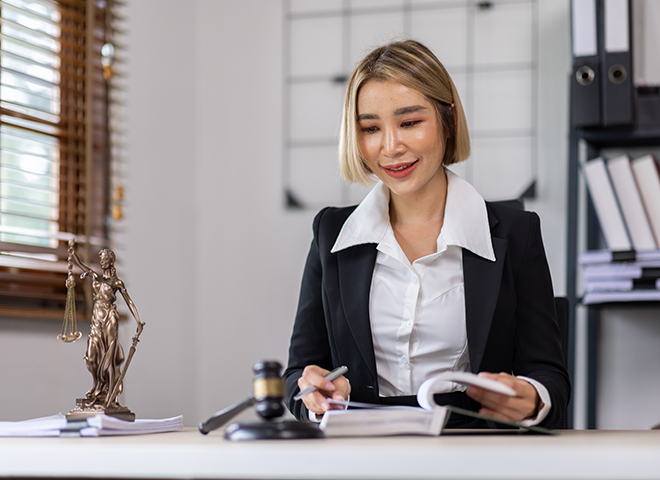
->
[391,164,410,171]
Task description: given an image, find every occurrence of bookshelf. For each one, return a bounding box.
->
[566,125,660,429]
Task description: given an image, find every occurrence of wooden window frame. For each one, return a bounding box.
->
[0,0,122,320]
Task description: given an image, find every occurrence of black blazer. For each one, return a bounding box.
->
[284,202,570,428]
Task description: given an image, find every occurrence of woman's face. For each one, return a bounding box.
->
[356,80,447,200]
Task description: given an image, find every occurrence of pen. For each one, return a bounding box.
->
[293,365,348,401]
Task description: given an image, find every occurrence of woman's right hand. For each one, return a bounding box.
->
[297,365,351,416]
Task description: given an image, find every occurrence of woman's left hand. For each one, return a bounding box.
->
[465,372,541,423]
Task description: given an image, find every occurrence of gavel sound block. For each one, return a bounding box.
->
[198,360,324,440]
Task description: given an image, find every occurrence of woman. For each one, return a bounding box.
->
[283,40,569,428]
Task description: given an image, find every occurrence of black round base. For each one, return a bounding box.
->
[224,420,324,441]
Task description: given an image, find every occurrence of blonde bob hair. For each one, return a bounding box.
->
[338,40,470,185]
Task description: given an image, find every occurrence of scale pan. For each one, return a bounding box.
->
[58,332,82,343]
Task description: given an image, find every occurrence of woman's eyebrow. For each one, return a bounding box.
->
[393,105,427,116]
[357,105,427,121]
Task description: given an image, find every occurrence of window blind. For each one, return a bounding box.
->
[0,0,123,319]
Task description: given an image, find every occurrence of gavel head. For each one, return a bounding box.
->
[252,360,285,420]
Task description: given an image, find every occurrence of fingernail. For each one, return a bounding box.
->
[325,382,335,390]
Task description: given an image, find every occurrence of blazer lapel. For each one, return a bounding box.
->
[336,244,378,380]
[463,232,508,373]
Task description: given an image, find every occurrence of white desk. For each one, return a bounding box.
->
[1,428,660,479]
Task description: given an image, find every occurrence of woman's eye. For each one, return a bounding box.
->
[361,126,378,133]
[401,120,420,128]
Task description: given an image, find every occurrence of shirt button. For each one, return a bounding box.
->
[406,320,413,328]
[401,356,409,365]
[412,276,419,284]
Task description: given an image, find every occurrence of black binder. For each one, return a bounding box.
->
[570,0,602,127]
[600,0,634,126]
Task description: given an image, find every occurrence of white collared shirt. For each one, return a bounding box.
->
[331,169,550,425]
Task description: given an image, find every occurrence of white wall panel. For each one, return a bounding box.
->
[411,7,468,70]
[470,136,533,201]
[289,82,345,141]
[289,0,343,14]
[290,146,343,206]
[474,2,534,65]
[473,70,533,132]
[411,0,465,5]
[290,16,343,77]
[351,0,405,9]
[349,11,406,68]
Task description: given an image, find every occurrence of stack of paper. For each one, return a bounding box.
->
[0,414,183,437]
[579,250,660,304]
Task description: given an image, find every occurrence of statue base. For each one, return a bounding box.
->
[66,397,136,422]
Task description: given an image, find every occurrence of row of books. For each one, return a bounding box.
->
[579,249,660,304]
[581,154,660,252]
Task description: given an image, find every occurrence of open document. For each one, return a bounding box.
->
[319,371,551,436]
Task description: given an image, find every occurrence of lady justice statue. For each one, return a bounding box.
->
[59,239,145,421]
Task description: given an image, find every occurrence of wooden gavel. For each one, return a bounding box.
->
[198,360,285,434]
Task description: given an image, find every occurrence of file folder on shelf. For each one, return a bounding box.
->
[607,155,656,251]
[601,0,634,126]
[571,0,601,127]
[631,155,660,246]
[581,156,632,252]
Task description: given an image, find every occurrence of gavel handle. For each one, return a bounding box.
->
[198,395,257,434]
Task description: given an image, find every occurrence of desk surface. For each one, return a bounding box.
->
[1,428,660,479]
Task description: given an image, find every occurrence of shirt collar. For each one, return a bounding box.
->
[442,169,496,261]
[331,169,496,262]
[331,181,391,252]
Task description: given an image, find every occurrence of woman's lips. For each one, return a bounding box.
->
[382,160,419,179]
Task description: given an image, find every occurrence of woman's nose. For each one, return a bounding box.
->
[383,128,404,157]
